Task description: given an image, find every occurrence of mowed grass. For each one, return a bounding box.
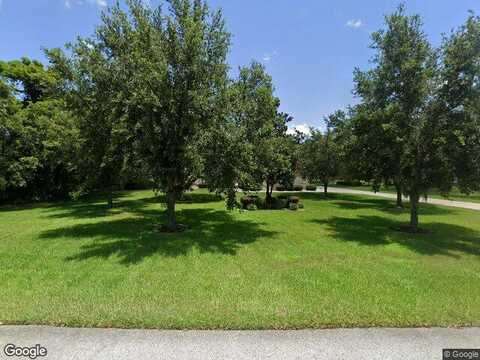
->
[0,189,479,329]
[333,183,480,203]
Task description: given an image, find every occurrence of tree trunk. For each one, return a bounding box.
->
[226,186,236,210]
[107,189,113,209]
[394,182,403,208]
[166,190,177,231]
[265,182,273,209]
[323,180,328,197]
[409,192,419,232]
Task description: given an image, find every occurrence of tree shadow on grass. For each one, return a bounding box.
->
[39,208,276,265]
[296,192,455,216]
[313,216,480,258]
[43,192,224,220]
[331,197,455,216]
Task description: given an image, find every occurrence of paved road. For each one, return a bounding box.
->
[328,187,480,211]
[0,326,478,360]
[279,187,480,212]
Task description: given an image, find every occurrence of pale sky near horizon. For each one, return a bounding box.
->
[1,0,479,133]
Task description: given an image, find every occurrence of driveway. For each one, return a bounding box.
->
[0,326,478,360]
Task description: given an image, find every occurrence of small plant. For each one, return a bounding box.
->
[240,196,255,209]
[255,197,266,209]
[289,203,299,211]
[246,204,258,211]
[298,203,304,209]
[288,196,300,204]
[272,197,288,209]
[306,185,317,191]
[293,185,304,191]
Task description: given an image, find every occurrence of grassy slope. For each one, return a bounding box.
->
[0,190,479,329]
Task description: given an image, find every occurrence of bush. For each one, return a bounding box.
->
[240,196,255,208]
[198,183,209,189]
[289,203,299,211]
[335,180,362,187]
[254,197,265,209]
[306,185,317,191]
[293,185,304,191]
[288,196,300,204]
[246,204,258,211]
[298,203,304,209]
[276,185,286,191]
[272,197,288,209]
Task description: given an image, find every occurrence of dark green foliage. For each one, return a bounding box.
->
[272,197,288,209]
[306,185,317,191]
[288,196,300,204]
[240,196,256,209]
[289,203,299,211]
[336,180,363,187]
[350,5,480,230]
[276,185,286,191]
[0,59,80,202]
[293,185,304,191]
[299,113,343,196]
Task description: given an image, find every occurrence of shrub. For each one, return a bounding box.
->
[254,197,265,209]
[198,183,209,189]
[306,185,317,191]
[246,204,258,211]
[293,185,304,191]
[240,196,255,208]
[298,203,304,209]
[335,180,362,187]
[289,203,299,211]
[272,197,288,209]
[276,185,286,191]
[288,196,300,204]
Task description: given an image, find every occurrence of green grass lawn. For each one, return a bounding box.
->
[1,189,479,329]
[332,183,480,203]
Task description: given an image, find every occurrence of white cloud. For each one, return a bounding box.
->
[262,50,278,63]
[346,19,363,28]
[65,0,106,8]
[287,124,312,136]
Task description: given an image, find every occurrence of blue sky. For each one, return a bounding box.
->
[1,0,479,131]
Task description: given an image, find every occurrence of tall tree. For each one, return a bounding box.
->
[353,5,433,229]
[47,38,134,208]
[71,0,229,230]
[230,62,283,206]
[300,112,342,197]
[203,63,293,209]
[0,58,79,202]
[354,5,480,231]
[436,12,480,198]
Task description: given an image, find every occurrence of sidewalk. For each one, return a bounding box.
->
[1,326,478,360]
